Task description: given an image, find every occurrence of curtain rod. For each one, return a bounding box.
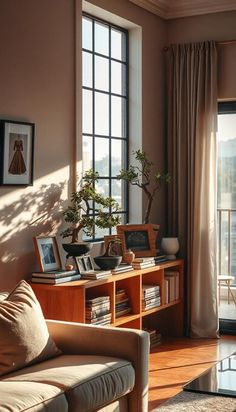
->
[163,39,236,51]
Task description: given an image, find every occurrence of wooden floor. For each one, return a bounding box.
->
[148,335,236,411]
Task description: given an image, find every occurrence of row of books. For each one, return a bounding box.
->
[144,328,162,348]
[31,253,173,284]
[30,264,133,284]
[115,289,132,317]
[86,295,112,325]
[142,284,161,310]
[131,255,168,270]
[164,270,180,304]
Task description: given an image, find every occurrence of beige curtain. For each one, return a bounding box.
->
[167,41,219,338]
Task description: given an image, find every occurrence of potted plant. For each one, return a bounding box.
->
[61,169,121,256]
[117,149,170,224]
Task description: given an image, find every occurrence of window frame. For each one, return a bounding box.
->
[82,12,129,241]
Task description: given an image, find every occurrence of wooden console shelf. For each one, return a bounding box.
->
[31,259,184,337]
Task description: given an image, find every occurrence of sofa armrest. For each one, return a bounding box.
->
[46,319,149,412]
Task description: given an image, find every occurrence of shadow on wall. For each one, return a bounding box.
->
[0,182,67,291]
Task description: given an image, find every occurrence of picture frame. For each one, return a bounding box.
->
[116,224,160,258]
[104,235,123,257]
[75,256,94,273]
[33,236,62,272]
[0,119,35,186]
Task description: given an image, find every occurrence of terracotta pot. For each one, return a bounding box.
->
[123,249,135,265]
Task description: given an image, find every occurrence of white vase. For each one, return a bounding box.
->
[161,237,179,260]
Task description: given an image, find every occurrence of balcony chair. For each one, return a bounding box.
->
[218,274,236,305]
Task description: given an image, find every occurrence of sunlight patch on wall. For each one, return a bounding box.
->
[0,166,69,243]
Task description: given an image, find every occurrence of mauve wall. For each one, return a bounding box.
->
[0,0,75,290]
[0,0,166,290]
[167,11,236,99]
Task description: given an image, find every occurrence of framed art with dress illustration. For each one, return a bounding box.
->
[0,119,35,186]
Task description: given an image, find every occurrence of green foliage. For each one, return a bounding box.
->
[117,150,170,224]
[61,169,121,242]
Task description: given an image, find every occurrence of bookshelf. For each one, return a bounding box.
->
[30,259,184,337]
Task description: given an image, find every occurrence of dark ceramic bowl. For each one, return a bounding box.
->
[94,255,122,270]
[62,242,92,257]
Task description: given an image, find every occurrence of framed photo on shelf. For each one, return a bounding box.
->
[33,236,62,272]
[104,234,123,256]
[0,119,35,186]
[116,224,159,258]
[75,256,94,273]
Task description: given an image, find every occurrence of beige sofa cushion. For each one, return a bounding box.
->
[0,381,68,412]
[4,354,135,412]
[0,292,8,301]
[0,280,61,376]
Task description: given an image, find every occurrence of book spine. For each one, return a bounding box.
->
[86,303,110,311]
[86,296,110,304]
[31,274,81,284]
[85,308,110,319]
[32,270,78,279]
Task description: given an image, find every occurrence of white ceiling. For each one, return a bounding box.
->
[129,0,236,19]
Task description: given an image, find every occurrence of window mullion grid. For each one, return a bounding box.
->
[82,14,129,239]
[92,18,96,240]
[125,31,129,224]
[108,25,112,234]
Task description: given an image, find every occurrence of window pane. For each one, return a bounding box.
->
[111,213,125,234]
[83,89,93,134]
[111,61,126,95]
[95,92,109,135]
[111,96,126,137]
[82,18,92,51]
[218,113,236,209]
[95,179,109,197]
[83,135,93,173]
[95,179,109,211]
[95,137,109,176]
[111,29,126,61]
[95,22,109,56]
[94,226,109,239]
[95,56,109,91]
[111,139,123,176]
[111,179,122,209]
[82,51,92,88]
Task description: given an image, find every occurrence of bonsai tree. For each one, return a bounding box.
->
[117,150,170,224]
[61,169,121,243]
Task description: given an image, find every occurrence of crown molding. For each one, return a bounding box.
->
[129,0,236,19]
[129,0,168,19]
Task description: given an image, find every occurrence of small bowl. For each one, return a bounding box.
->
[94,255,122,270]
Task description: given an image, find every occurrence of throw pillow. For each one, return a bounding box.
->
[0,280,61,376]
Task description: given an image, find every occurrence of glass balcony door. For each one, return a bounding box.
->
[217,102,236,333]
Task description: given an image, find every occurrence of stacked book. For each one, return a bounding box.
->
[31,269,80,284]
[142,284,161,310]
[154,254,168,264]
[164,270,180,304]
[132,257,156,270]
[86,295,112,325]
[144,328,162,348]
[111,264,133,275]
[80,270,111,280]
[115,289,132,317]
